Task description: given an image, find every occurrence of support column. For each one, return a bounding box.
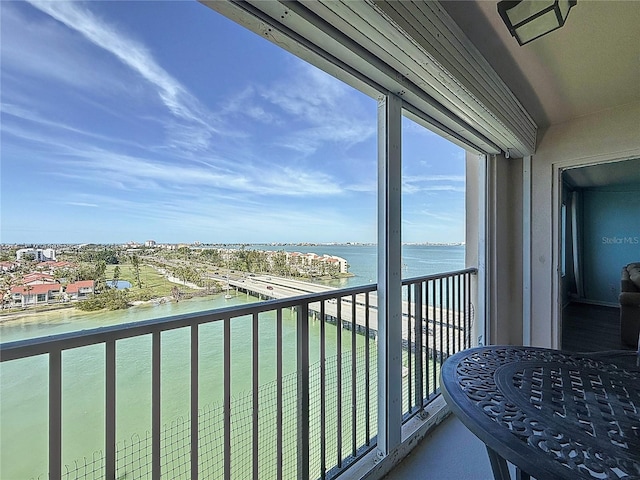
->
[522,155,532,346]
[377,93,403,456]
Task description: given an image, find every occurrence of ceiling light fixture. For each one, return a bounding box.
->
[497,0,577,46]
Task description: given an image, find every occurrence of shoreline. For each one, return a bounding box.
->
[0,294,195,325]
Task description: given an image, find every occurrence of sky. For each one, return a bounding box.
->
[0,1,466,245]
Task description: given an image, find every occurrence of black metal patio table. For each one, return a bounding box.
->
[440,346,640,480]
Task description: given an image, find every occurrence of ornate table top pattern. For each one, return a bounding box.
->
[441,346,640,480]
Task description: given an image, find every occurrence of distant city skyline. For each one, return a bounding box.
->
[1,1,466,245]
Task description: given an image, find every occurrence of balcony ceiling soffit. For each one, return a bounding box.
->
[440,1,640,131]
[369,0,536,154]
[201,0,536,157]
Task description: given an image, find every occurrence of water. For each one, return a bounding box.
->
[108,280,132,289]
[0,245,464,479]
[250,243,465,288]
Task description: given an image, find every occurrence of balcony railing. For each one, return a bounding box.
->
[0,268,476,480]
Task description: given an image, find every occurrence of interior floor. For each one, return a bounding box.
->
[561,302,631,352]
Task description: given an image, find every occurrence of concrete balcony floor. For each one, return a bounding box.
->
[384,414,515,480]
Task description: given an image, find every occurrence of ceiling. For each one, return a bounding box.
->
[563,157,640,188]
[440,1,640,131]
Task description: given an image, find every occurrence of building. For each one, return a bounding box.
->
[2,2,638,479]
[15,248,56,262]
[145,240,157,247]
[21,272,56,285]
[0,261,17,273]
[64,280,95,300]
[10,283,62,307]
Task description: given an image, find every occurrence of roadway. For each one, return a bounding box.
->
[220,274,470,354]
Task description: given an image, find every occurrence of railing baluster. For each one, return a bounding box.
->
[467,272,472,348]
[364,293,370,445]
[435,279,440,389]
[49,349,62,480]
[414,282,423,409]
[252,312,259,480]
[457,274,462,352]
[277,309,283,480]
[224,317,231,480]
[190,324,198,480]
[152,331,161,480]
[453,275,457,353]
[106,341,116,480]
[439,278,444,369]
[424,280,431,399]
[296,304,310,480]
[445,277,450,358]
[336,298,342,467]
[351,293,357,458]
[320,301,326,479]
[406,285,412,414]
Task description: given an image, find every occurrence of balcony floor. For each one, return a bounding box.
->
[384,414,516,480]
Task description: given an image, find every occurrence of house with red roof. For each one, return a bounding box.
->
[38,261,75,273]
[10,283,63,307]
[22,272,56,285]
[65,280,95,300]
[0,261,18,273]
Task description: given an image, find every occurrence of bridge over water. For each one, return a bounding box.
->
[214,274,472,356]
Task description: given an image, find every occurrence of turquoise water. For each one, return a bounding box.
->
[0,245,464,479]
[108,279,132,289]
[252,243,465,288]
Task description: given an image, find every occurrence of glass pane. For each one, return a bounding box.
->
[400,114,467,279]
[507,0,554,26]
[516,10,561,43]
[559,0,572,22]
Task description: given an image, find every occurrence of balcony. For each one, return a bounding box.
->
[0,268,476,480]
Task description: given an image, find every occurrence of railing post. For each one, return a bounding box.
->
[296,304,310,480]
[49,349,62,480]
[190,325,199,480]
[377,92,403,457]
[106,341,116,480]
[152,331,161,480]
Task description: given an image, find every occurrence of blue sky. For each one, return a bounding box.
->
[1,1,465,245]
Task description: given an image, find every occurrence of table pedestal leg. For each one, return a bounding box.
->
[486,447,531,480]
[486,446,511,480]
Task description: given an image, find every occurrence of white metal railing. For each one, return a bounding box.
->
[0,268,476,480]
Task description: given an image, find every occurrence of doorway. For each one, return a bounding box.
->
[559,158,640,351]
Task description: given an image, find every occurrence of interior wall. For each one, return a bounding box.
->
[582,185,640,305]
[529,101,640,348]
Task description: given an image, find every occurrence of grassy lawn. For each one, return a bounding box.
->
[105,264,198,301]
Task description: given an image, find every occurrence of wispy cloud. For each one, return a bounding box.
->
[39,141,345,199]
[65,202,99,208]
[221,61,376,155]
[26,0,219,151]
[0,3,126,92]
[262,63,376,153]
[403,174,465,194]
[1,102,147,150]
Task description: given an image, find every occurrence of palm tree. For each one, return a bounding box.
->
[130,254,142,289]
[112,265,121,288]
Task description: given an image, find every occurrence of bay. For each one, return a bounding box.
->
[0,244,464,479]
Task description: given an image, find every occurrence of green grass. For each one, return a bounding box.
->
[105,264,199,301]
